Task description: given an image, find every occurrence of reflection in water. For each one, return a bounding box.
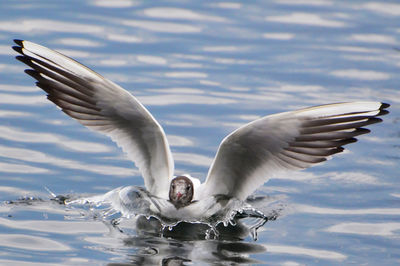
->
[0,126,112,153]
[202,45,246,52]
[358,2,400,16]
[0,45,14,55]
[142,7,227,22]
[0,63,24,73]
[138,93,235,105]
[121,20,202,34]
[0,0,399,265]
[295,204,400,215]
[318,45,384,54]
[0,216,107,235]
[164,71,208,78]
[137,55,167,65]
[0,233,71,251]
[1,196,275,265]
[90,0,137,8]
[0,84,38,92]
[265,13,347,28]
[53,38,103,47]
[0,186,40,197]
[0,109,33,118]
[325,222,400,236]
[2,196,353,266]
[330,69,390,80]
[271,171,384,185]
[0,19,105,34]
[111,235,267,265]
[275,0,334,7]
[350,34,397,45]
[263,244,347,261]
[0,144,135,176]
[173,152,212,167]
[263,32,295,40]
[106,33,143,43]
[0,161,49,174]
[166,135,194,147]
[0,92,46,105]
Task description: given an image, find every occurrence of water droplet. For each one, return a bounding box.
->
[205,228,212,240]
[250,227,258,241]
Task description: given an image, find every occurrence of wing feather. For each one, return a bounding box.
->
[13,40,174,198]
[200,102,389,200]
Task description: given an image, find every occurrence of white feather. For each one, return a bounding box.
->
[15,40,174,199]
[198,102,387,201]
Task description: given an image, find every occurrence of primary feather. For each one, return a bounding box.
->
[199,102,389,201]
[13,39,174,199]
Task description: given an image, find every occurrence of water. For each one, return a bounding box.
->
[0,0,399,264]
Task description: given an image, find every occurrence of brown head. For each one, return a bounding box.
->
[169,176,194,209]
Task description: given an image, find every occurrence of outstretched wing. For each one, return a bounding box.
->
[13,40,174,198]
[200,102,389,200]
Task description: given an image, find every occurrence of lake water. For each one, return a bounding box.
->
[0,0,399,265]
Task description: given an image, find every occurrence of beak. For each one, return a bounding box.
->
[176,192,183,200]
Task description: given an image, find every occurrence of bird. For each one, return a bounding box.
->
[12,40,389,218]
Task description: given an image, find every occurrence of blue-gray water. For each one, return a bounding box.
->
[0,0,399,265]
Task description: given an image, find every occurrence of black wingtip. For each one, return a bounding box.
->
[15,55,29,64]
[24,69,36,75]
[368,117,383,124]
[377,103,390,116]
[347,137,358,144]
[13,39,24,46]
[24,69,41,80]
[330,146,345,156]
[36,82,53,94]
[340,137,358,147]
[356,128,371,135]
[12,45,23,54]
[378,109,389,116]
[337,147,344,153]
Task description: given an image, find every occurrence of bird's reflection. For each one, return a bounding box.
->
[108,228,267,265]
[4,191,280,265]
[134,216,250,240]
[106,210,278,266]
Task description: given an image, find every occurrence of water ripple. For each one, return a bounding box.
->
[0,233,71,251]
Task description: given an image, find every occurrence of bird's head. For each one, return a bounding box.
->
[169,176,194,209]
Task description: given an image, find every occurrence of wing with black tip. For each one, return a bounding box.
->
[13,40,174,199]
[200,102,389,200]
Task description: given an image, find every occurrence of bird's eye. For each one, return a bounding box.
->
[187,185,191,191]
[172,184,175,189]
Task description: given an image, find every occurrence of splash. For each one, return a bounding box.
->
[66,186,284,240]
[3,186,283,240]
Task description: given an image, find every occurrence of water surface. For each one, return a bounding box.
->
[0,0,399,265]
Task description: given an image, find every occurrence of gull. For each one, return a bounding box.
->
[13,40,389,218]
